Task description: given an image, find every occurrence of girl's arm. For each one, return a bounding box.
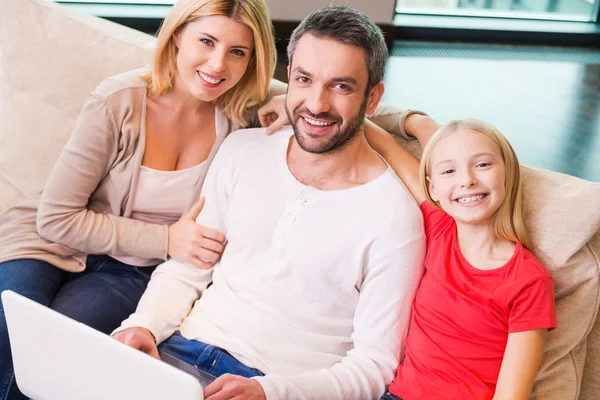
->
[364,119,429,204]
[402,113,440,148]
[492,329,548,400]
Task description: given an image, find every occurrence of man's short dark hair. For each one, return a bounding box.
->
[287,5,388,93]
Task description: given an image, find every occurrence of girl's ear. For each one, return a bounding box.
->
[427,176,439,202]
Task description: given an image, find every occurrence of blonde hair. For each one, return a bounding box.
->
[419,118,531,250]
[141,0,276,126]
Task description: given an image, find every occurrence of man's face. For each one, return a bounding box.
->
[285,34,381,154]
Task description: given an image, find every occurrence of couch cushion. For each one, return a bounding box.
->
[521,167,600,399]
[579,232,600,400]
[0,0,155,212]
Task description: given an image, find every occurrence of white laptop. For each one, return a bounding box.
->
[2,290,214,400]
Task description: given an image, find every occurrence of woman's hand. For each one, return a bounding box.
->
[168,197,226,269]
[257,94,288,135]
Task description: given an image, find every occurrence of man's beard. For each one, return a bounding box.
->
[285,97,368,155]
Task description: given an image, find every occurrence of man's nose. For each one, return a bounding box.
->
[460,170,477,187]
[304,86,330,116]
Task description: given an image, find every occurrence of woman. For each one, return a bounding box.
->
[0,0,281,398]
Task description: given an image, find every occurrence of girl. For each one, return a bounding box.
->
[367,118,557,400]
[0,1,280,398]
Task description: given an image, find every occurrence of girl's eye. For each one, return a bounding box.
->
[476,162,490,168]
[441,169,455,175]
[231,49,245,57]
[200,38,213,46]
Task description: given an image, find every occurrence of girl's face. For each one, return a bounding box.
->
[427,129,506,228]
[174,15,254,102]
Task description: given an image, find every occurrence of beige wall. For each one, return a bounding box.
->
[265,0,397,24]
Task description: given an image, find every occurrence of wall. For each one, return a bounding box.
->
[265,0,397,24]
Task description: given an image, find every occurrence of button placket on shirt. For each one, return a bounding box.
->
[276,192,309,246]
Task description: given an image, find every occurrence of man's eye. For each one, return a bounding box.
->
[335,84,350,91]
[297,76,310,84]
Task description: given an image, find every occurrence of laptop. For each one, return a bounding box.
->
[2,290,215,400]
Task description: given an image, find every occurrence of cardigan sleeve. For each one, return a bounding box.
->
[36,93,169,261]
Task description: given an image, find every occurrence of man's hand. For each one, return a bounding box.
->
[112,327,160,360]
[204,374,266,400]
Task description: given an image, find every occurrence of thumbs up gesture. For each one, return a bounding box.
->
[167,197,226,269]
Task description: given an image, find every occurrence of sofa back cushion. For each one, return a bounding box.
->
[0,0,155,211]
[577,232,600,400]
[520,167,600,399]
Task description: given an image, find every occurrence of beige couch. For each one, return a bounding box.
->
[1,0,599,398]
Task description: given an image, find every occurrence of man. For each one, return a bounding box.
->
[114,5,426,399]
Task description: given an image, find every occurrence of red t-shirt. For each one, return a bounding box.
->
[389,201,556,400]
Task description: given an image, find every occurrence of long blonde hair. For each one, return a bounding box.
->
[419,118,531,250]
[141,0,276,126]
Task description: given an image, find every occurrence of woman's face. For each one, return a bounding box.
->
[174,15,254,102]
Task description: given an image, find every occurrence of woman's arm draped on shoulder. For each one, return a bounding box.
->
[248,79,288,129]
[36,94,168,261]
[493,329,547,400]
[365,120,426,204]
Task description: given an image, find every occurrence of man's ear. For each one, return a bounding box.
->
[427,176,439,202]
[365,82,384,115]
[287,65,290,81]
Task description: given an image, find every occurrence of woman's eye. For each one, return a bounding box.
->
[231,49,245,57]
[200,38,213,46]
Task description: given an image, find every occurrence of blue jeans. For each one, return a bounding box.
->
[158,331,264,379]
[380,391,403,400]
[0,255,156,400]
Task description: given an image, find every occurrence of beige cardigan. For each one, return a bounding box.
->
[0,69,414,272]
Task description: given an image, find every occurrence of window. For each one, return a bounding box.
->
[58,0,176,3]
[396,0,600,22]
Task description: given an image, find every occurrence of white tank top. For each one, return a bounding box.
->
[111,161,206,266]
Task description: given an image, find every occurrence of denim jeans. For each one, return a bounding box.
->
[158,331,264,379]
[0,255,156,400]
[380,391,403,400]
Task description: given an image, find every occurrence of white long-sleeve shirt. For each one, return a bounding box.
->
[117,127,426,399]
